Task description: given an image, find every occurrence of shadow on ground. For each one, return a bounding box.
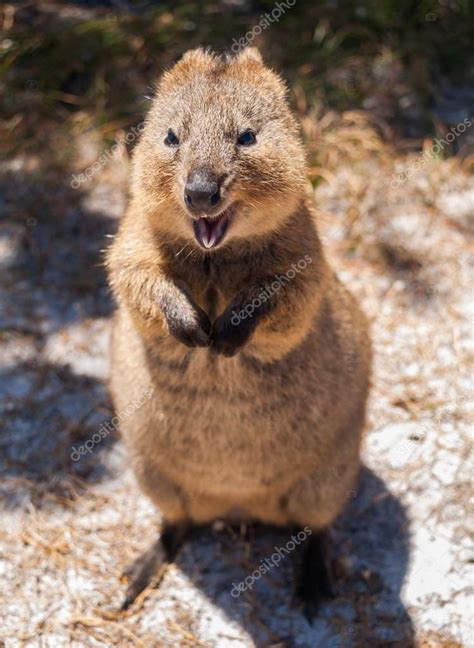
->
[127,466,414,647]
[0,164,118,500]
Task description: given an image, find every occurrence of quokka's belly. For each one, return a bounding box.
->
[144,355,338,497]
[148,388,306,493]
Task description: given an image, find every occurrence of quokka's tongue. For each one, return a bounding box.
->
[193,215,229,249]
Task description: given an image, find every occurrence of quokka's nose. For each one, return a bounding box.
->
[184,169,221,212]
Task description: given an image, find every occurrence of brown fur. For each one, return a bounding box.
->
[106,47,372,536]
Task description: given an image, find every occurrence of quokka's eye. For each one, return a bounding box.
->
[237,130,256,146]
[164,129,179,146]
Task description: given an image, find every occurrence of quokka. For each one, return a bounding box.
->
[106,46,372,618]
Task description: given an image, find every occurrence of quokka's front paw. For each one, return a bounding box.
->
[167,301,212,348]
[211,289,269,357]
[159,286,212,348]
[210,307,255,357]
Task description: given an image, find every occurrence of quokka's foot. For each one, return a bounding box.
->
[295,529,336,624]
[121,522,189,610]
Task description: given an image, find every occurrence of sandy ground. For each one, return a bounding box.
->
[0,119,473,647]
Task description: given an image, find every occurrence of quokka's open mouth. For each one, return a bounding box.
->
[192,204,236,249]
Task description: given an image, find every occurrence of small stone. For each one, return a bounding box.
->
[361,568,384,594]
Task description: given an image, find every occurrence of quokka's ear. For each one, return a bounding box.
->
[179,47,216,67]
[155,47,217,92]
[235,47,263,64]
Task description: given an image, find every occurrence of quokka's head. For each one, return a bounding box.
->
[131,47,307,250]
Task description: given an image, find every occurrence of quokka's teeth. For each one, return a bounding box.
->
[195,219,213,247]
[193,214,230,249]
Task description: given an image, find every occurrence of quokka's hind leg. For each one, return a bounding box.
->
[295,529,335,624]
[283,477,345,622]
[121,521,190,610]
[133,456,188,523]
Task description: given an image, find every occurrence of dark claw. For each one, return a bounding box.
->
[302,600,319,626]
